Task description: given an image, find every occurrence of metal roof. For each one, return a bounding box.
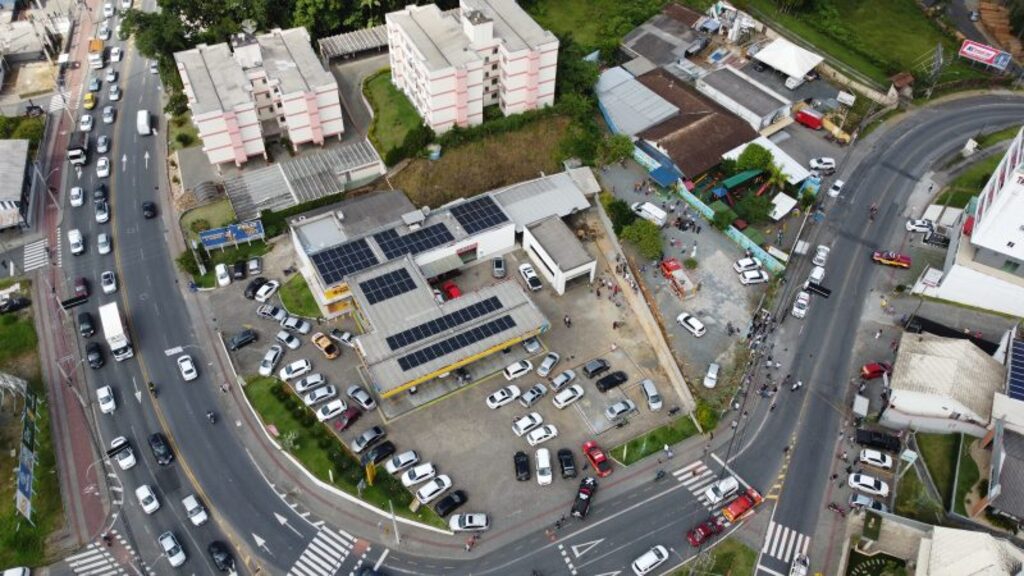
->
[0,140,29,203]
[492,169,594,231]
[699,65,791,117]
[596,66,678,137]
[318,24,389,61]
[527,216,593,271]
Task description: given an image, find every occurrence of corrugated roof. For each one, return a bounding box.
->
[492,169,593,230]
[698,65,790,117]
[991,428,1024,520]
[596,66,678,137]
[527,216,593,271]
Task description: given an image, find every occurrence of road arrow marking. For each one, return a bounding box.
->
[571,538,604,558]
[592,572,621,576]
[274,512,303,537]
[132,377,141,404]
[164,346,183,356]
[252,533,273,556]
[144,150,149,169]
[121,153,127,172]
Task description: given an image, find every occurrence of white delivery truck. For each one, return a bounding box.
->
[631,201,668,228]
[137,110,151,136]
[99,302,134,361]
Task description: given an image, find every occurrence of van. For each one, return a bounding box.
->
[785,75,806,90]
[806,266,825,287]
[703,476,739,505]
[68,228,85,255]
[640,379,662,410]
[137,110,151,136]
[630,202,667,228]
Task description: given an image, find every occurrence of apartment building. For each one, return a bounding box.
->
[385,0,559,134]
[175,28,345,167]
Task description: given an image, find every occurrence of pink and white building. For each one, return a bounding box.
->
[385,0,558,134]
[175,28,345,167]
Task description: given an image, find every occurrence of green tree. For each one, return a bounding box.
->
[719,157,738,178]
[734,193,772,223]
[598,134,634,166]
[164,92,189,116]
[736,143,773,172]
[712,210,733,231]
[620,220,663,260]
[764,161,790,194]
[554,35,599,99]
[293,0,345,38]
[600,194,637,234]
[11,118,44,148]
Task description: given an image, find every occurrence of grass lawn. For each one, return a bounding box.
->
[954,436,980,516]
[363,70,420,160]
[194,242,270,288]
[671,537,757,576]
[894,467,945,524]
[279,275,321,319]
[939,154,1000,208]
[394,116,569,207]
[181,198,237,241]
[168,113,200,151]
[610,416,700,466]
[976,126,1021,150]
[244,377,445,528]
[916,433,958,507]
[0,310,39,366]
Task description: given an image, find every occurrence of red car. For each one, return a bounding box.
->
[441,280,462,300]
[860,362,892,380]
[687,516,725,547]
[582,441,613,478]
[333,407,361,432]
[871,251,912,269]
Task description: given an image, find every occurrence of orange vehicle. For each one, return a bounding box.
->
[721,487,763,522]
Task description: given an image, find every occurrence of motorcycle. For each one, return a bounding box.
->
[791,381,804,391]
[206,411,217,424]
[826,502,846,517]
[148,382,157,398]
[654,469,666,482]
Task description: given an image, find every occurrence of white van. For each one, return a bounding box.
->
[785,75,806,91]
[137,110,151,136]
[704,476,740,505]
[806,265,825,287]
[630,202,668,228]
[68,228,84,255]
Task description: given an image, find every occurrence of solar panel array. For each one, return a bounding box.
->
[397,315,517,371]
[311,239,380,285]
[386,296,503,351]
[373,224,455,260]
[1009,339,1024,401]
[450,196,510,234]
[359,268,417,305]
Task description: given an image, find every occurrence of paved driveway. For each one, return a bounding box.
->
[330,54,389,140]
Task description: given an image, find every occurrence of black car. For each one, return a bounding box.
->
[86,342,104,369]
[596,371,628,392]
[78,311,95,337]
[360,440,396,466]
[93,184,107,202]
[232,260,246,280]
[571,477,598,519]
[0,296,31,315]
[243,277,268,299]
[557,448,577,479]
[355,568,384,576]
[582,358,610,378]
[148,433,174,466]
[514,450,530,481]
[207,541,235,572]
[141,201,157,219]
[434,489,467,517]
[855,429,900,452]
[227,328,258,351]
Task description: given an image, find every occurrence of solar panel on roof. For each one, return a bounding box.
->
[450,196,510,235]
[386,296,503,351]
[373,223,455,260]
[310,239,380,285]
[397,315,517,371]
[359,268,417,305]
[1009,340,1024,401]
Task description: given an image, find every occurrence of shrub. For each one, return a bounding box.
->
[620,220,663,260]
[318,436,334,450]
[683,258,698,270]
[189,218,211,234]
[300,412,316,428]
[695,401,719,431]
[175,132,194,147]
[175,250,200,276]
[712,210,733,231]
[600,192,637,234]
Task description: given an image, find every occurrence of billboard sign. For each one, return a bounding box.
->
[199,220,265,250]
[15,391,38,522]
[959,40,1012,71]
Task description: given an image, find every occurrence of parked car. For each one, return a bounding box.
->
[415,475,452,504]
[434,490,467,517]
[537,352,560,377]
[552,385,584,409]
[385,450,419,474]
[294,373,326,394]
[258,345,283,377]
[848,473,890,497]
[215,263,231,287]
[739,269,770,285]
[703,363,720,389]
[281,316,312,334]
[347,385,376,410]
[855,428,901,452]
[244,277,268,300]
[247,257,262,275]
[558,448,577,478]
[315,400,346,422]
[535,448,553,486]
[227,329,258,351]
[582,358,610,378]
[303,385,337,407]
[492,257,506,278]
[329,329,356,348]
[641,379,662,411]
[595,371,628,392]
[849,493,889,513]
[514,451,530,481]
[521,336,541,354]
[808,157,836,173]
[583,441,612,477]
[676,313,707,337]
[604,400,636,421]
[732,257,762,273]
[860,362,892,380]
[312,332,340,359]
[257,305,288,322]
[550,369,576,391]
[279,359,313,381]
[859,449,894,470]
[486,384,521,409]
[254,280,280,303]
[275,330,301,350]
[350,426,386,454]
[231,260,246,280]
[518,383,547,408]
[828,180,845,198]
[440,280,462,300]
[334,406,361,431]
[401,463,436,487]
[905,218,934,233]
[526,425,558,446]
[518,263,543,291]
[571,477,598,519]
[813,245,831,267]
[512,412,544,437]
[360,441,396,466]
[503,360,533,380]
[791,291,811,319]
[449,513,489,532]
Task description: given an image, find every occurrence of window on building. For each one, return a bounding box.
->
[278,116,286,123]
[491,63,497,71]
[1002,260,1021,274]
[492,47,498,55]
[491,78,497,85]
[276,102,283,109]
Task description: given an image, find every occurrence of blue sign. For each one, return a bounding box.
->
[199,220,265,250]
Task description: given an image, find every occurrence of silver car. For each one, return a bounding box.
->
[536,352,560,377]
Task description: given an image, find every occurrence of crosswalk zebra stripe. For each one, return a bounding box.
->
[22,238,49,271]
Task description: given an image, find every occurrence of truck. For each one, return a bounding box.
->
[794,108,823,130]
[137,110,151,136]
[67,131,89,166]
[721,487,763,522]
[660,258,694,299]
[87,38,104,70]
[98,302,133,361]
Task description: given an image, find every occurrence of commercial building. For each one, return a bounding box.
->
[385,0,558,134]
[696,66,791,131]
[175,27,344,167]
[0,139,30,230]
[913,126,1024,317]
[523,216,596,295]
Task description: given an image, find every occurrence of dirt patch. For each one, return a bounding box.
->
[9,62,56,99]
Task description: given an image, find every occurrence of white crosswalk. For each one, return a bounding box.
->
[22,237,49,271]
[673,460,719,509]
[49,89,71,112]
[64,543,127,575]
[761,520,811,564]
[287,528,354,576]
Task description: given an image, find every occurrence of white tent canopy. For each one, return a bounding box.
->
[723,136,811,185]
[769,192,797,221]
[753,38,823,80]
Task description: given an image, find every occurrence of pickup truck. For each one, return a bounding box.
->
[855,429,901,452]
[721,487,763,522]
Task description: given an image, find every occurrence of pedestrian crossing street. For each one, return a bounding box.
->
[761,520,811,564]
[673,460,719,510]
[22,237,50,271]
[287,528,355,576]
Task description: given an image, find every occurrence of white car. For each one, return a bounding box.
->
[294,373,326,394]
[100,270,117,294]
[449,513,489,532]
[791,291,811,319]
[732,257,762,273]
[550,369,576,391]
[526,424,558,446]
[552,385,584,409]
[105,69,118,84]
[522,337,541,354]
[385,450,419,474]
[316,399,346,422]
[135,485,159,514]
[848,473,890,497]
[518,263,543,291]
[906,218,934,233]
[182,494,208,526]
[70,186,84,207]
[807,265,825,286]
[97,385,116,414]
[96,156,110,178]
[828,179,845,198]
[257,304,288,322]
[535,448,552,486]
[303,384,336,406]
[536,352,560,377]
[503,360,533,381]
[281,316,312,335]
[604,399,636,421]
[703,476,740,505]
[110,436,136,470]
[254,280,280,303]
[279,359,313,381]
[102,2,114,17]
[486,385,521,409]
[69,228,85,255]
[158,532,187,568]
[676,313,707,337]
[512,412,543,437]
[347,385,376,410]
[808,157,836,172]
[176,354,198,381]
[401,463,436,487]
[102,105,115,125]
[94,199,110,223]
[632,545,669,575]
[739,269,769,285]
[108,84,121,101]
[703,362,720,389]
[96,135,110,153]
[79,113,94,131]
[275,330,301,350]
[415,475,452,504]
[812,245,830,267]
[258,345,283,377]
[110,46,122,62]
[98,23,111,40]
[859,449,894,470]
[215,263,231,287]
[97,233,111,254]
